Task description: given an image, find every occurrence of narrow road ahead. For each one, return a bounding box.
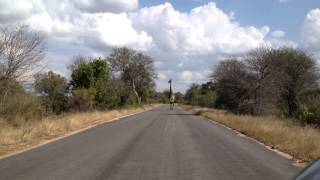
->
[0,105,300,180]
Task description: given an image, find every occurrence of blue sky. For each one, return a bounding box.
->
[1,0,320,92]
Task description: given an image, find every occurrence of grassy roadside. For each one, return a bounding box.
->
[182,105,320,163]
[0,104,158,158]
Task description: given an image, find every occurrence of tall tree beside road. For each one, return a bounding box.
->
[0,25,46,82]
[108,47,157,104]
[0,24,46,119]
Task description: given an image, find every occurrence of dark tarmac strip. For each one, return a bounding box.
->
[0,105,300,180]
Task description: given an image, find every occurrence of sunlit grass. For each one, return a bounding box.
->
[0,104,158,157]
[183,105,320,163]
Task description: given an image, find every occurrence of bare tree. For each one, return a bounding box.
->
[0,24,46,82]
[244,47,286,115]
[0,24,46,110]
[211,59,253,113]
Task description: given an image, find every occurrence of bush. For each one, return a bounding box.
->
[0,93,43,125]
[34,71,68,114]
[297,88,320,124]
[68,88,96,111]
[95,80,121,110]
[184,83,217,107]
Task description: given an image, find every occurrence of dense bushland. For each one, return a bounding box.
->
[0,25,157,125]
[185,47,320,125]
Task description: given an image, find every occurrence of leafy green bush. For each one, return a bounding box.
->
[34,71,68,114]
[185,83,217,107]
[95,80,121,109]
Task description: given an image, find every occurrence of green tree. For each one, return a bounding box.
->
[184,84,200,105]
[185,82,217,107]
[34,71,68,114]
[70,57,94,89]
[108,47,157,104]
[69,56,124,109]
[95,80,121,109]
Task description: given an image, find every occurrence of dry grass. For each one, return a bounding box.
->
[183,105,320,163]
[0,104,158,157]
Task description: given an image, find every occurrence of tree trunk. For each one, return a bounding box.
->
[132,80,141,104]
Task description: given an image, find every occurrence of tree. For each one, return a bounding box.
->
[210,47,320,117]
[184,82,217,107]
[276,48,319,116]
[69,56,124,109]
[94,79,121,109]
[34,71,68,114]
[69,56,108,89]
[108,47,157,104]
[0,24,46,111]
[244,47,286,115]
[184,84,201,105]
[0,24,45,82]
[174,92,184,103]
[211,59,252,112]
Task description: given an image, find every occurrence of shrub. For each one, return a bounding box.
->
[0,92,43,125]
[34,71,68,114]
[297,88,320,124]
[95,80,121,109]
[68,88,96,111]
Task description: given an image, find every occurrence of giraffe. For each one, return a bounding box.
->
[168,79,175,110]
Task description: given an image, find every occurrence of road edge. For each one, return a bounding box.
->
[180,105,306,167]
[0,105,159,160]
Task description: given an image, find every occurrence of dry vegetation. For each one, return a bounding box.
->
[0,104,157,158]
[183,105,320,163]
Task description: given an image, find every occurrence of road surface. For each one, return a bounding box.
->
[0,105,300,180]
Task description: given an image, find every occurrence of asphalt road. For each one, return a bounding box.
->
[0,105,301,180]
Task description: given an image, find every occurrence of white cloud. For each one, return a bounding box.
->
[130,2,269,56]
[180,71,204,81]
[0,1,276,92]
[302,9,320,51]
[24,7,152,51]
[130,2,270,91]
[271,30,285,38]
[268,38,298,48]
[0,0,44,23]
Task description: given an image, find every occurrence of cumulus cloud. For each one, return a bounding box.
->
[24,3,152,51]
[130,2,269,56]
[0,0,44,23]
[271,30,285,38]
[0,1,275,92]
[130,2,270,91]
[302,9,320,51]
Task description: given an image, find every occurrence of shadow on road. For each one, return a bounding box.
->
[165,113,196,116]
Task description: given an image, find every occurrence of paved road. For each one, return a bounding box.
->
[0,105,300,180]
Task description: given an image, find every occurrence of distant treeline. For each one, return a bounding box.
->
[0,25,157,124]
[185,46,320,125]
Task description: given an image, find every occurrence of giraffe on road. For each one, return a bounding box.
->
[168,79,175,110]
